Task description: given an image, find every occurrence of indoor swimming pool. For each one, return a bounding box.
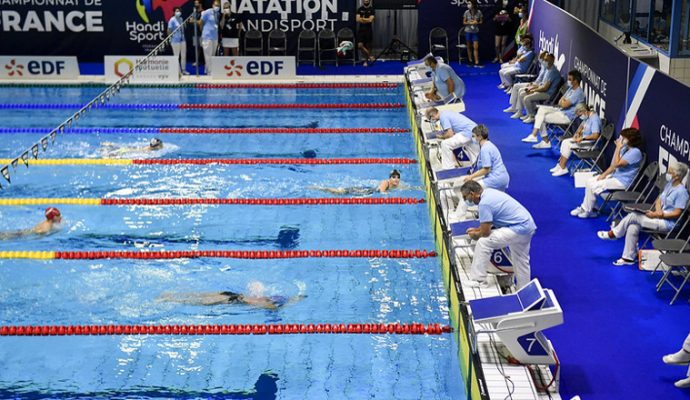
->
[0,85,464,399]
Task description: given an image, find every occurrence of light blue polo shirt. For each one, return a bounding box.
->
[582,113,601,137]
[660,182,689,229]
[201,9,219,41]
[516,49,534,73]
[478,188,536,235]
[544,67,562,97]
[534,63,548,85]
[439,112,476,139]
[477,141,509,191]
[611,146,643,187]
[168,16,185,43]
[433,62,466,99]
[561,86,585,120]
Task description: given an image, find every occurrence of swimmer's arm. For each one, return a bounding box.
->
[286,294,307,305]
[378,180,389,193]
[243,297,278,310]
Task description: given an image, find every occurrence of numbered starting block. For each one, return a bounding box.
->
[469,279,563,365]
[448,220,514,275]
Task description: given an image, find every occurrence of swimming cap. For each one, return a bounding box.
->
[45,207,61,221]
[390,169,401,178]
[302,149,317,159]
[150,138,163,148]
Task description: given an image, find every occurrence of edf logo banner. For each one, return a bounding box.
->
[0,56,79,80]
[211,57,296,80]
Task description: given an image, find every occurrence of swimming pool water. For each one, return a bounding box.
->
[0,86,464,399]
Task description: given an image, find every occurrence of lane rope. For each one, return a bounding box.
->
[0,127,410,135]
[0,82,399,89]
[0,158,417,166]
[0,322,450,336]
[0,249,437,260]
[0,103,405,110]
[0,197,425,206]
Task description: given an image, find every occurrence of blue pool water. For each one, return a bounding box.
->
[0,86,464,399]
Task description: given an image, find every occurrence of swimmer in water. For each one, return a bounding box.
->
[157,280,306,310]
[100,138,164,157]
[311,169,401,196]
[0,207,62,240]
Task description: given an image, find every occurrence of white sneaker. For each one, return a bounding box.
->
[663,350,690,365]
[597,231,615,240]
[552,167,569,176]
[497,84,506,89]
[570,207,584,216]
[503,107,516,113]
[577,210,597,219]
[504,88,512,94]
[613,258,636,266]
[533,141,551,149]
[523,116,535,124]
[522,135,538,143]
[549,164,560,172]
[511,112,523,119]
[675,376,690,388]
[465,279,489,288]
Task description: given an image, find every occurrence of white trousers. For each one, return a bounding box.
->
[471,227,534,289]
[560,138,591,159]
[509,83,530,109]
[685,333,690,377]
[523,92,551,117]
[171,42,187,72]
[440,134,479,169]
[499,65,520,86]
[612,213,669,260]
[533,106,570,137]
[580,177,625,212]
[201,39,218,74]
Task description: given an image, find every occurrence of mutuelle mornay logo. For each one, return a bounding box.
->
[136,0,189,23]
[4,59,24,77]
[224,60,244,77]
[114,58,134,78]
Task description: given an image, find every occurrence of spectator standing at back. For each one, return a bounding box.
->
[463,0,483,68]
[220,2,245,56]
[356,0,375,67]
[492,0,513,63]
[168,7,189,75]
[198,0,221,75]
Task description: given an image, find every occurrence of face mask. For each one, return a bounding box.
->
[622,139,629,146]
[579,114,587,121]
[175,11,182,17]
[468,4,474,9]
[666,173,674,181]
[465,199,475,208]
[519,12,524,18]
[540,60,547,67]
[213,6,220,12]
[224,8,230,14]
[567,81,573,88]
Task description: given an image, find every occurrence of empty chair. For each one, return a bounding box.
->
[336,28,356,66]
[267,29,287,56]
[318,29,338,67]
[456,28,467,64]
[429,27,449,61]
[297,30,317,66]
[244,29,263,56]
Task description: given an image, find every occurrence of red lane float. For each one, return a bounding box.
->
[178,103,405,110]
[157,127,409,134]
[132,158,417,165]
[99,197,425,205]
[52,249,437,260]
[194,83,399,89]
[0,323,451,336]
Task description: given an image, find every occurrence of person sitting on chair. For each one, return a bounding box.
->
[597,162,688,265]
[570,128,644,219]
[663,332,690,389]
[503,51,548,115]
[550,103,601,177]
[424,56,466,102]
[425,107,478,169]
[497,36,534,92]
[515,53,562,122]
[521,69,585,149]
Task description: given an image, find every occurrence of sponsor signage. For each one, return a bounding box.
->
[211,57,296,80]
[104,56,179,83]
[0,56,79,80]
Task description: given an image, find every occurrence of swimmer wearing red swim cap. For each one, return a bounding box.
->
[0,207,62,240]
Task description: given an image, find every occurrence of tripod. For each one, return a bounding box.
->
[372,10,417,64]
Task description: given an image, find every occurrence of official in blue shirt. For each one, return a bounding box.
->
[505,51,548,115]
[461,180,536,289]
[522,69,585,150]
[424,56,466,102]
[571,128,644,218]
[519,53,563,119]
[198,0,220,75]
[462,125,510,191]
[598,162,688,265]
[552,103,601,176]
[498,36,534,89]
[168,8,188,75]
[425,107,478,168]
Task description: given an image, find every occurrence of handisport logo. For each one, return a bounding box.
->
[113,58,134,77]
[538,30,566,71]
[136,0,189,23]
[4,59,24,77]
